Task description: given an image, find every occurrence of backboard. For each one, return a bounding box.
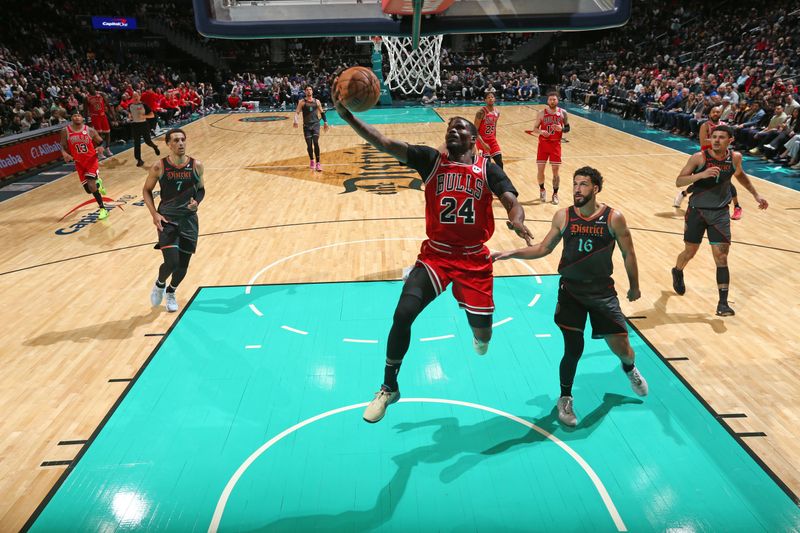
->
[192,0,632,40]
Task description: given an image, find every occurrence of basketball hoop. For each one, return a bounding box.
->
[380,34,443,95]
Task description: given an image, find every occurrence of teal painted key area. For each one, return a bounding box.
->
[30,277,800,532]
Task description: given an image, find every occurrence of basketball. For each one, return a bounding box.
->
[335,66,381,112]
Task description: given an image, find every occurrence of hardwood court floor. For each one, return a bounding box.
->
[1,105,798,530]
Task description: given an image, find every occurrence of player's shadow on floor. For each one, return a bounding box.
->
[24,308,162,345]
[191,285,298,315]
[632,290,726,333]
[245,393,640,533]
[653,210,685,219]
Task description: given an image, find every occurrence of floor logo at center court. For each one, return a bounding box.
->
[245,143,423,194]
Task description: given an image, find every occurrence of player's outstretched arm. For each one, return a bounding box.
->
[499,192,533,245]
[676,152,715,187]
[732,152,768,210]
[492,209,565,261]
[332,86,408,163]
[609,209,640,301]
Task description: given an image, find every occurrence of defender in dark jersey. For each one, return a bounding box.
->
[142,128,206,313]
[493,166,648,427]
[332,85,533,424]
[671,125,768,316]
[293,86,329,171]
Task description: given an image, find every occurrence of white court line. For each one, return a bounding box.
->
[281,325,308,335]
[528,294,542,307]
[248,304,263,317]
[492,317,513,328]
[420,334,455,342]
[343,338,379,344]
[245,345,262,349]
[207,398,627,533]
[535,334,552,338]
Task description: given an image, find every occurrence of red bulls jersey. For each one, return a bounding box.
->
[66,125,96,165]
[539,107,564,143]
[478,107,499,140]
[86,94,106,116]
[424,153,494,247]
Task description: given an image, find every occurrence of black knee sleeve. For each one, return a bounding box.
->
[158,248,180,282]
[305,137,314,159]
[493,154,503,168]
[170,252,193,287]
[559,328,585,393]
[729,184,738,198]
[312,136,320,160]
[716,266,730,285]
[83,182,93,194]
[466,312,492,329]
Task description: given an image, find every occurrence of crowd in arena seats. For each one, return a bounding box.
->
[557,0,800,171]
[7,0,800,177]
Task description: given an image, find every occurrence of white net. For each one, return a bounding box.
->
[380,35,443,95]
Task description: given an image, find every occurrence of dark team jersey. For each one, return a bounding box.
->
[406,144,517,247]
[158,156,200,217]
[301,98,320,127]
[688,149,734,209]
[558,205,616,281]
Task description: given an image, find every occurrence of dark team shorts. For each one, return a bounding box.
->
[684,206,731,245]
[415,239,494,315]
[536,139,562,165]
[477,136,501,157]
[554,278,627,339]
[303,123,320,139]
[155,213,199,254]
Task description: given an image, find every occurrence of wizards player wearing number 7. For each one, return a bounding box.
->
[493,166,648,427]
[671,125,768,317]
[60,112,109,219]
[333,85,533,423]
[142,128,205,313]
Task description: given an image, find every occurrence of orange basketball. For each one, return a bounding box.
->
[335,66,381,112]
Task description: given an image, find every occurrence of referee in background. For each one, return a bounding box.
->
[130,92,160,167]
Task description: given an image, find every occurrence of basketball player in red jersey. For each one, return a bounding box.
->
[532,91,570,205]
[475,90,503,168]
[333,85,534,423]
[60,112,109,219]
[493,166,648,426]
[674,105,742,218]
[85,86,114,158]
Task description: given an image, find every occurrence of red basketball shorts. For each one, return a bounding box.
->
[415,239,494,315]
[90,114,110,133]
[478,136,501,157]
[536,140,562,165]
[75,158,99,184]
